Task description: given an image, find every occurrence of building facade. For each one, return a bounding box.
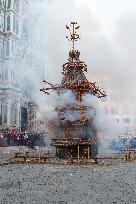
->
[0,0,43,131]
[0,0,22,130]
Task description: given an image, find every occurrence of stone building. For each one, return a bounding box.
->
[0,0,22,130]
[0,0,44,131]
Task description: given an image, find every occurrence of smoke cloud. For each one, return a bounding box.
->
[23,0,136,148]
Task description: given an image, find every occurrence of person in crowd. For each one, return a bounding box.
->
[10,129,15,146]
[0,128,48,148]
[24,132,29,146]
[18,132,25,146]
[0,131,3,146]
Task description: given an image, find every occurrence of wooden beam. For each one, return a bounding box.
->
[88,146,90,159]
[78,145,80,163]
[39,150,41,164]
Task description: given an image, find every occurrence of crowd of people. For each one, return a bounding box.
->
[2,129,136,151]
[109,136,136,150]
[0,129,48,149]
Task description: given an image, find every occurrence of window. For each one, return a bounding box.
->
[2,60,8,80]
[5,66,8,80]
[0,8,4,15]
[13,15,19,35]
[4,104,7,124]
[13,15,16,33]
[7,0,11,9]
[7,15,10,31]
[13,0,19,13]
[0,0,4,7]
[12,38,15,52]
[6,40,9,56]
[0,9,4,31]
[16,20,19,34]
[14,107,17,125]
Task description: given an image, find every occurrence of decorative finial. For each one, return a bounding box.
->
[66,22,80,52]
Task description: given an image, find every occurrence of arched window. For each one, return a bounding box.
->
[0,9,4,31]
[0,0,4,7]
[13,0,19,13]
[7,15,10,31]
[6,40,9,56]
[7,0,11,9]
[13,15,19,35]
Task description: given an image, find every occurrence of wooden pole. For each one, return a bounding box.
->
[30,150,32,162]
[124,152,127,161]
[72,23,75,51]
[78,145,79,163]
[88,146,90,160]
[39,150,41,164]
[127,146,130,161]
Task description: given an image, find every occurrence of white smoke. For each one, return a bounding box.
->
[37,90,76,123]
[65,111,80,122]
[22,0,136,151]
[82,94,120,137]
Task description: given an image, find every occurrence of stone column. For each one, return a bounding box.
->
[16,100,21,129]
[7,98,11,127]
